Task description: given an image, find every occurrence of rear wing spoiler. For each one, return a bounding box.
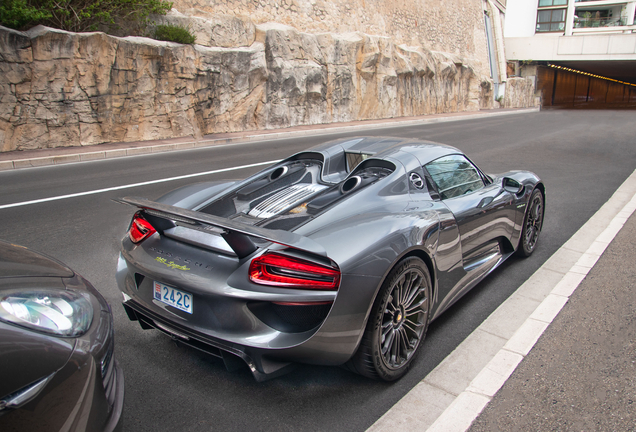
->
[114,196,327,259]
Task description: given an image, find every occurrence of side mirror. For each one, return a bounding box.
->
[503,177,524,195]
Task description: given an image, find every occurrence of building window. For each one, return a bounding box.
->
[537,8,567,32]
[537,0,567,33]
[538,0,567,6]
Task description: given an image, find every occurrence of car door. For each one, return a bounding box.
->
[424,154,516,270]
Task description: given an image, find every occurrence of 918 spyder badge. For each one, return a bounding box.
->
[149,246,213,271]
[155,257,190,271]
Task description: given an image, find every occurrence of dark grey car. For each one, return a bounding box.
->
[0,241,124,431]
[115,137,544,381]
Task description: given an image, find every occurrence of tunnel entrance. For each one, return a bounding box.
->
[536,64,636,109]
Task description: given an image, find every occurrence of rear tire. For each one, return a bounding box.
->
[347,257,431,381]
[516,188,544,257]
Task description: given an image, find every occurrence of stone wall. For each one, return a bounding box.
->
[503,76,537,109]
[173,0,491,76]
[0,24,496,152]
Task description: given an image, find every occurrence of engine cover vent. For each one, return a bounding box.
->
[248,184,328,219]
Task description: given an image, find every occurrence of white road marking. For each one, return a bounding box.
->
[369,167,636,432]
[0,160,279,210]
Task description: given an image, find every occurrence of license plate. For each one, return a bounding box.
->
[154,281,193,314]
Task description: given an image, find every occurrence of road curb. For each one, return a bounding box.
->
[0,108,539,171]
[368,166,636,432]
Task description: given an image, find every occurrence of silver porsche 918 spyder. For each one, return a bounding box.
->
[115,137,544,381]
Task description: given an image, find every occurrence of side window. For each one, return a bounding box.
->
[425,154,485,199]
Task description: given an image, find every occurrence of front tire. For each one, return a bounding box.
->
[347,257,431,381]
[516,188,544,257]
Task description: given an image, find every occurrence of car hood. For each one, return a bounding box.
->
[0,321,75,400]
[0,241,74,279]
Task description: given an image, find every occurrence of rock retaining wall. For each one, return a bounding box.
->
[0,24,531,152]
[171,0,491,73]
[503,77,537,109]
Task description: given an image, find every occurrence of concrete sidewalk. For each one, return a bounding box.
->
[0,108,538,171]
[469,212,636,431]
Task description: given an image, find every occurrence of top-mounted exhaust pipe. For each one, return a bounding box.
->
[269,166,289,181]
[340,176,362,194]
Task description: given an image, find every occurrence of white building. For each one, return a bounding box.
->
[504,0,636,84]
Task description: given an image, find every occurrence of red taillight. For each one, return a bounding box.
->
[249,253,341,290]
[128,212,157,244]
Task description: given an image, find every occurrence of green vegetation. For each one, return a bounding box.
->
[152,24,196,44]
[0,0,172,34]
[0,0,51,30]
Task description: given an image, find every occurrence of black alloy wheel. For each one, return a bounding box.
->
[517,188,544,257]
[347,257,431,381]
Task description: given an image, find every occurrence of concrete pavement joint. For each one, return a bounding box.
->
[0,108,539,171]
[503,319,549,356]
[369,166,636,432]
[0,161,13,170]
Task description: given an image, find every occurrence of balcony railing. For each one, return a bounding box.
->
[572,23,636,33]
[574,17,625,27]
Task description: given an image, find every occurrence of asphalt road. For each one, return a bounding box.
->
[0,110,634,431]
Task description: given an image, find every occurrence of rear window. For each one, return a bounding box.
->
[345,152,372,172]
